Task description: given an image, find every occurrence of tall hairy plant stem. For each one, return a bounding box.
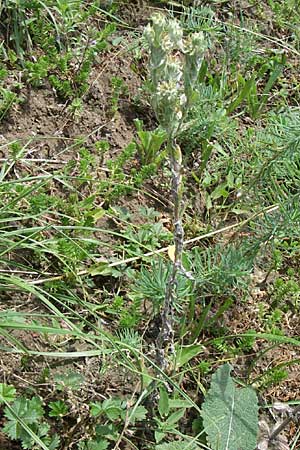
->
[156,141,184,370]
[144,13,206,373]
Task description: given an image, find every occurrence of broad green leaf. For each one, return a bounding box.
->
[159,387,170,417]
[105,406,123,421]
[175,344,204,369]
[201,364,258,450]
[91,208,106,221]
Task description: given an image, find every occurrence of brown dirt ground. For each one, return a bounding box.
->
[1,46,141,164]
[0,28,150,449]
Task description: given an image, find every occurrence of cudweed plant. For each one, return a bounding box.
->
[144,14,207,369]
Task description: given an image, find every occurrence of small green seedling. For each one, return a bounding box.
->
[134,118,167,165]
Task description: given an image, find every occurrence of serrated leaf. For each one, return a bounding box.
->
[90,402,103,417]
[105,406,123,421]
[128,405,147,423]
[102,398,123,421]
[86,440,109,450]
[4,397,44,425]
[21,422,49,449]
[2,400,49,450]
[3,416,21,440]
[48,434,61,450]
[0,383,16,403]
[201,364,258,450]
[49,400,68,417]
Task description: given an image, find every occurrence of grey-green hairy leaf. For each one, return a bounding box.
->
[155,441,199,450]
[201,364,258,450]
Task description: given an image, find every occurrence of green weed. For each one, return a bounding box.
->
[0,86,19,121]
[1,390,60,450]
[134,118,167,165]
[109,76,127,117]
[1,2,300,450]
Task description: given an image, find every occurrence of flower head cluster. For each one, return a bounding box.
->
[167,19,184,50]
[184,32,206,98]
[144,14,183,51]
[144,14,207,136]
[184,32,206,56]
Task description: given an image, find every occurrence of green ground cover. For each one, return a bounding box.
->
[0,1,300,449]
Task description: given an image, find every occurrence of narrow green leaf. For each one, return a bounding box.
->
[254,55,286,117]
[168,399,191,409]
[166,408,186,426]
[89,262,113,276]
[227,75,255,114]
[190,300,213,341]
